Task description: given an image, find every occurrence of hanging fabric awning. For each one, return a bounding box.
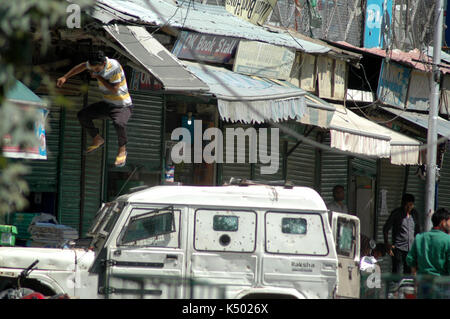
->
[329,104,391,158]
[375,125,421,165]
[2,79,48,160]
[182,61,307,124]
[298,93,336,128]
[328,104,421,164]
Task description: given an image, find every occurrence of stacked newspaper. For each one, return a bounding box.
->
[28,222,79,248]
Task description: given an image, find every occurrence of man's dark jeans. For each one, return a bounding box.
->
[77,101,132,147]
[392,248,411,274]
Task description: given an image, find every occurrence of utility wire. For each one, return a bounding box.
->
[107,0,447,162]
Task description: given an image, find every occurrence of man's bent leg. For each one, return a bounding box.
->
[109,106,132,166]
[109,107,132,148]
[78,101,110,152]
[77,101,110,138]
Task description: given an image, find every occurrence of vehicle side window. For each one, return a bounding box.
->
[282,217,307,234]
[194,209,256,252]
[266,212,328,256]
[336,217,356,258]
[119,207,180,248]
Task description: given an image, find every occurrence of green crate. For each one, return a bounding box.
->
[11,212,40,240]
[0,225,18,246]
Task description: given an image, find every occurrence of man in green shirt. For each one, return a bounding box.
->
[406,208,450,298]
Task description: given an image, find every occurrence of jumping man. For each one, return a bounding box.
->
[56,51,132,167]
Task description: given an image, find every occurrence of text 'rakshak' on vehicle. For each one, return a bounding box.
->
[170,120,279,175]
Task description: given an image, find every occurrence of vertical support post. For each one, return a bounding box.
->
[425,0,444,231]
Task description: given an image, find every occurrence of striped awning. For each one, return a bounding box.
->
[328,104,421,164]
[183,61,307,124]
[298,94,336,128]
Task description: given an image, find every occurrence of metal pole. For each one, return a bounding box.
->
[425,0,444,231]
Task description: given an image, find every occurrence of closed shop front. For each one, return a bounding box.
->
[254,126,284,183]
[286,129,318,189]
[105,90,164,200]
[320,133,349,205]
[438,147,450,210]
[376,159,406,273]
[58,101,83,231]
[349,157,377,238]
[405,165,426,228]
[221,123,252,184]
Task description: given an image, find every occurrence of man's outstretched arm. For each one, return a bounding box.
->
[56,62,87,87]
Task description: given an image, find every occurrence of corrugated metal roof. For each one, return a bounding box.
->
[92,0,330,53]
[265,26,362,62]
[103,24,209,91]
[333,41,450,74]
[381,106,450,138]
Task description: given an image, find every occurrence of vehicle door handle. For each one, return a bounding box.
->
[348,265,354,280]
[166,254,178,260]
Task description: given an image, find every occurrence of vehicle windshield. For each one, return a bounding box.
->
[86,201,126,252]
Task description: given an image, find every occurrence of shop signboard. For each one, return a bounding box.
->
[233,40,296,80]
[172,31,239,64]
[407,70,431,111]
[377,60,411,108]
[2,107,48,160]
[129,69,163,91]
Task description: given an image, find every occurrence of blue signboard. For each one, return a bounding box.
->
[377,60,411,108]
[364,0,393,48]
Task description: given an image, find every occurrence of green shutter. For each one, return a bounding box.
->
[438,148,450,210]
[376,159,405,274]
[405,165,426,227]
[58,105,83,230]
[320,133,349,204]
[254,127,284,183]
[376,159,406,242]
[107,91,164,172]
[286,132,317,189]
[79,84,106,236]
[221,124,252,184]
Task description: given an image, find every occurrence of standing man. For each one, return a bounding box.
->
[56,51,132,167]
[406,208,450,298]
[327,185,349,214]
[383,193,421,275]
[406,208,450,276]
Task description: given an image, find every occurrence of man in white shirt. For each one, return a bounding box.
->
[327,185,349,214]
